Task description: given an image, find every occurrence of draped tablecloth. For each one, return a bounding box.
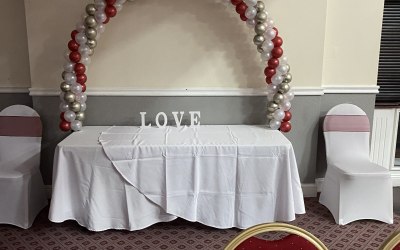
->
[49,126,305,231]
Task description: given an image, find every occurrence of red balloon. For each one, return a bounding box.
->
[272,36,283,47]
[105,5,117,17]
[106,0,116,4]
[80,83,87,92]
[273,27,279,36]
[236,2,247,15]
[60,112,66,121]
[71,30,79,40]
[264,67,276,78]
[76,74,87,84]
[68,40,79,52]
[266,76,272,84]
[268,58,279,69]
[280,121,292,133]
[231,0,242,5]
[271,47,283,59]
[283,111,292,122]
[60,120,71,132]
[69,51,81,63]
[240,14,248,21]
[103,17,110,24]
[74,63,86,75]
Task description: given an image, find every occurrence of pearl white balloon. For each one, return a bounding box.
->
[64,110,76,122]
[80,103,87,112]
[244,0,257,7]
[75,93,87,103]
[76,21,86,32]
[78,44,91,56]
[95,10,107,23]
[261,51,271,61]
[245,7,257,19]
[267,84,278,94]
[271,75,284,85]
[71,84,83,94]
[264,29,277,39]
[282,101,292,111]
[64,73,77,84]
[116,0,127,4]
[262,41,274,52]
[71,120,83,131]
[280,56,289,64]
[75,32,88,45]
[266,18,275,27]
[114,3,123,12]
[285,91,295,101]
[59,102,69,112]
[246,19,256,28]
[269,119,281,130]
[63,62,75,73]
[277,64,289,74]
[80,55,91,66]
[94,0,106,8]
[273,109,285,121]
[97,24,106,34]
[64,50,71,61]
[59,92,65,101]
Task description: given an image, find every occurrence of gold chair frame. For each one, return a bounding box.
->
[381,231,400,250]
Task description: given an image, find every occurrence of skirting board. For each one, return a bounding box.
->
[44,183,320,199]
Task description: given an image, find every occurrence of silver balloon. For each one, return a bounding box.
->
[64,110,76,122]
[267,93,274,101]
[85,28,97,40]
[255,11,268,23]
[267,113,274,120]
[75,112,85,121]
[86,4,96,16]
[87,39,97,49]
[267,102,279,112]
[59,102,69,112]
[283,73,292,83]
[255,23,267,35]
[85,16,97,28]
[88,48,94,56]
[75,32,88,45]
[245,7,257,19]
[70,102,81,112]
[64,92,76,103]
[80,103,87,112]
[71,84,83,94]
[253,35,265,46]
[59,92,65,101]
[273,93,284,104]
[60,82,71,92]
[273,109,285,120]
[269,119,281,130]
[278,83,290,93]
[257,45,264,53]
[256,1,265,11]
[71,120,83,131]
[63,62,75,73]
[62,71,67,80]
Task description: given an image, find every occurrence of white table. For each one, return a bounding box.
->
[49,126,305,231]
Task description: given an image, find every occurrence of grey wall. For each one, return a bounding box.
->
[0,93,32,110]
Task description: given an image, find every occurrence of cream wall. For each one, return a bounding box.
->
[322,0,385,87]
[0,0,31,88]
[24,0,326,90]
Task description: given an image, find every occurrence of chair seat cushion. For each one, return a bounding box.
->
[329,160,390,178]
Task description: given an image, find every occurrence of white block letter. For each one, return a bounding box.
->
[155,112,168,128]
[172,111,185,128]
[189,111,201,126]
[140,112,151,127]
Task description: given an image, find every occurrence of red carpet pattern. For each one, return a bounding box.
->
[0,198,399,250]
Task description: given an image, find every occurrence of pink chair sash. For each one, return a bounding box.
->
[0,116,42,137]
[323,115,370,132]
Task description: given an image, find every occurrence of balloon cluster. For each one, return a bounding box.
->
[59,0,293,133]
[227,0,294,132]
[59,0,126,132]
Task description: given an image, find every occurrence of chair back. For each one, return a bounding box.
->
[0,105,42,168]
[380,231,400,250]
[323,103,371,164]
[225,223,328,250]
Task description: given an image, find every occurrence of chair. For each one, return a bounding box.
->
[381,231,400,250]
[225,223,328,250]
[319,103,393,225]
[0,105,47,228]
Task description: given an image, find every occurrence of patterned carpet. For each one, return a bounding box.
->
[0,198,399,250]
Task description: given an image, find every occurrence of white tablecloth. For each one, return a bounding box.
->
[49,126,305,231]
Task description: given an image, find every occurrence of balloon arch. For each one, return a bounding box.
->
[59,0,294,133]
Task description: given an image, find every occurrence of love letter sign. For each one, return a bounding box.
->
[140,111,201,128]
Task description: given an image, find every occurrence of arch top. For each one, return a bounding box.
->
[58,0,294,132]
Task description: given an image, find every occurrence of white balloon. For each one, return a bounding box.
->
[64,110,76,122]
[71,84,82,94]
[273,109,285,121]
[262,41,274,52]
[80,103,87,112]
[59,92,65,101]
[264,29,276,39]
[64,50,71,61]
[75,32,88,45]
[271,75,283,85]
[261,51,271,61]
[59,102,69,112]
[76,21,86,32]
[245,7,257,19]
[80,55,91,66]
[244,0,257,7]
[266,18,275,28]
[116,0,127,4]
[94,0,106,8]
[64,73,77,84]
[114,3,123,12]
[267,84,278,94]
[95,10,107,23]
[282,101,292,111]
[97,24,106,34]
[246,19,256,28]
[280,56,289,64]
[269,119,281,130]
[285,90,295,101]
[63,62,75,73]
[71,120,83,131]
[277,64,289,74]
[78,44,91,56]
[75,93,87,103]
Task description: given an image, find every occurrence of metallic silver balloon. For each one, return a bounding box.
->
[75,112,85,121]
[283,73,292,83]
[273,93,285,104]
[85,28,97,40]
[255,11,268,23]
[88,48,95,56]
[255,23,267,35]
[87,39,97,49]
[267,113,274,120]
[257,45,264,53]
[267,102,279,112]
[60,82,71,92]
[85,16,97,28]
[86,4,96,16]
[62,71,67,80]
[64,92,76,103]
[279,83,291,93]
[253,35,265,46]
[70,102,81,112]
[256,1,265,11]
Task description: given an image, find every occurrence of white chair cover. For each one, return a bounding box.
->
[319,103,393,225]
[0,105,47,228]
